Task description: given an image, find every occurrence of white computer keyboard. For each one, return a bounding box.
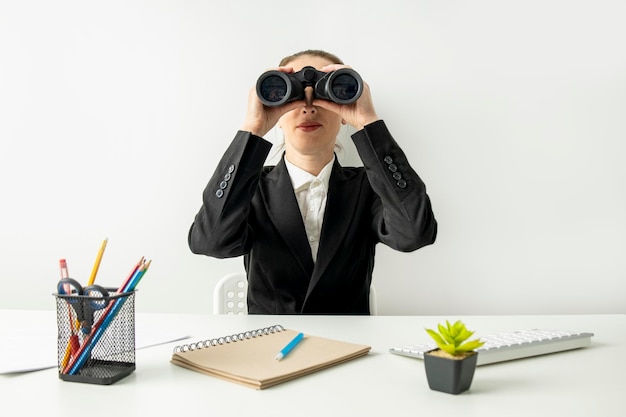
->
[390,329,594,366]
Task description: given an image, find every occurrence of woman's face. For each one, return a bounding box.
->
[278,55,343,161]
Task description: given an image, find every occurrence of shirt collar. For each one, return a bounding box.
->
[285,156,335,193]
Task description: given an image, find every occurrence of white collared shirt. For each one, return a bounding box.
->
[285,157,334,263]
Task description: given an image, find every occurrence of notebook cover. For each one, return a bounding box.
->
[170,328,371,389]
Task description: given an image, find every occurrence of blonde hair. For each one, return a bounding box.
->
[279,49,344,66]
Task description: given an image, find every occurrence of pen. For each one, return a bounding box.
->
[275,332,304,360]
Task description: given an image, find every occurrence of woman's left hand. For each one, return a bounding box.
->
[312,64,380,130]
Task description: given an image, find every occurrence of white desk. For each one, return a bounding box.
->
[1,311,624,417]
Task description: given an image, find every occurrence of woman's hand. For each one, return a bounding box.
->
[312,64,380,131]
[240,66,303,137]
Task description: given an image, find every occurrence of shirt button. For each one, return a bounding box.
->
[397,179,407,189]
[224,173,232,181]
[215,189,224,198]
[388,164,398,173]
[393,172,402,180]
[219,181,228,189]
[228,164,235,174]
[383,156,393,164]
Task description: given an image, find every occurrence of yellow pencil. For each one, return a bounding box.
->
[62,238,107,370]
[87,238,108,285]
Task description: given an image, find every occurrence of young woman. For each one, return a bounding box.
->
[188,50,437,314]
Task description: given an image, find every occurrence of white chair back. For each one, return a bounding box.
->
[212,272,248,315]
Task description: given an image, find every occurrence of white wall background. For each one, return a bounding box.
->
[1,0,624,315]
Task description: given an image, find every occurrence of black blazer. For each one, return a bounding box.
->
[188,120,437,314]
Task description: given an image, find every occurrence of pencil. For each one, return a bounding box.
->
[64,257,152,375]
[116,256,145,293]
[124,259,151,292]
[87,238,108,285]
[59,258,73,368]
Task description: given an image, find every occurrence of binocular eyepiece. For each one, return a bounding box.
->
[256,66,363,107]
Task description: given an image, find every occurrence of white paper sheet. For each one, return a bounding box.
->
[0,310,190,374]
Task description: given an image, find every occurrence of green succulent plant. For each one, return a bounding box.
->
[425,320,485,357]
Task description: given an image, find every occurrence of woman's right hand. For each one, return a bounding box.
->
[240,67,303,137]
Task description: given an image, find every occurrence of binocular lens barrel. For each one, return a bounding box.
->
[257,73,292,106]
[256,67,363,107]
[328,73,361,102]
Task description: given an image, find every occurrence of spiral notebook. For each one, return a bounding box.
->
[170,325,371,389]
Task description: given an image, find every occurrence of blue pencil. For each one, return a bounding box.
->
[66,260,151,375]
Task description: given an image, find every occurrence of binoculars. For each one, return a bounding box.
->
[256,66,363,107]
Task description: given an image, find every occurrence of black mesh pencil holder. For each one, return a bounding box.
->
[54,288,136,385]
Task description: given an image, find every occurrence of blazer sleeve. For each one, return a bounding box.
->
[351,120,437,252]
[188,130,273,258]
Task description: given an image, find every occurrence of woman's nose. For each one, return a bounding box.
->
[302,87,316,113]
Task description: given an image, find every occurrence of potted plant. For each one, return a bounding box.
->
[423,320,485,395]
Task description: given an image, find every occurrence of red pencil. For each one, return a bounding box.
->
[116,256,145,292]
[62,256,146,374]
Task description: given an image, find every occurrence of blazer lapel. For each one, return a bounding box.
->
[259,158,315,277]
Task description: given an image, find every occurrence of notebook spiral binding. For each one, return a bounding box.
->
[173,324,286,353]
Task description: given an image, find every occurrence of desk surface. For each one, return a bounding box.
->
[1,311,624,416]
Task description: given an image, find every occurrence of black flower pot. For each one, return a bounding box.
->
[424,350,478,395]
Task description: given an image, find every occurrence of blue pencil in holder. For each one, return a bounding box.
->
[54,288,136,385]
